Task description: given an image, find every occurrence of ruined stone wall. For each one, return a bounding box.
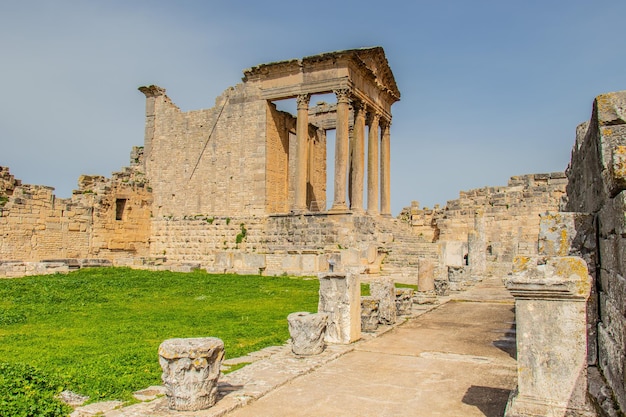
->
[564,91,626,412]
[147,213,390,275]
[400,173,567,274]
[0,153,152,267]
[143,83,268,218]
[266,104,294,213]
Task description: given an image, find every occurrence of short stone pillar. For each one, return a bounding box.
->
[287,312,328,356]
[504,256,595,417]
[360,296,379,332]
[448,265,471,291]
[434,277,449,296]
[395,288,414,315]
[158,337,224,411]
[370,277,396,325]
[468,209,487,278]
[417,259,435,291]
[318,272,361,343]
[415,259,438,304]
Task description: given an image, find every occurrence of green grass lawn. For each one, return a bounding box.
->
[0,268,319,404]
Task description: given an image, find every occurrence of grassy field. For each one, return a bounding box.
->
[0,268,319,404]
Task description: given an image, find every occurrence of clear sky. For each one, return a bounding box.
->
[2,0,625,215]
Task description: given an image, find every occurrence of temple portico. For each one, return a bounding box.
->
[243,47,400,215]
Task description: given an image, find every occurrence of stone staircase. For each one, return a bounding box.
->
[375,217,439,283]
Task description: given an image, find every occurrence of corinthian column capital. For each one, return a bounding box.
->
[334,88,352,104]
[296,94,310,110]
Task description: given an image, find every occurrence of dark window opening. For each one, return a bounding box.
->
[115,199,127,221]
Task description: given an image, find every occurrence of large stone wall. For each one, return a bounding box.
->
[0,151,152,267]
[141,84,269,218]
[400,173,567,275]
[564,90,626,413]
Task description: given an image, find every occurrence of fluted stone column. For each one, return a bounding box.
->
[331,89,351,211]
[350,100,365,212]
[367,111,380,214]
[380,119,391,216]
[293,94,310,212]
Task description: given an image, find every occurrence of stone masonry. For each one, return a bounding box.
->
[1,47,570,283]
[563,90,626,415]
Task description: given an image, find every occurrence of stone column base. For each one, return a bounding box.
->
[505,390,595,417]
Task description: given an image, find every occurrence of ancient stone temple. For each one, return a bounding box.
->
[139,47,399,218]
[0,47,566,282]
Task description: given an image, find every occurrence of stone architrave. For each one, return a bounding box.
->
[158,337,224,411]
[360,296,379,332]
[287,311,328,356]
[318,272,361,344]
[504,256,595,417]
[395,288,414,315]
[370,277,396,325]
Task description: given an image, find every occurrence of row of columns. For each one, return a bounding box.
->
[293,89,391,215]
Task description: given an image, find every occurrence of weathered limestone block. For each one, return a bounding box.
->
[468,209,487,278]
[538,212,595,259]
[538,211,599,365]
[440,241,466,267]
[596,91,626,126]
[287,312,328,355]
[417,259,435,292]
[505,256,595,417]
[370,277,396,325]
[360,296,379,332]
[448,266,470,291]
[434,278,449,296]
[395,288,414,315]
[318,273,361,344]
[158,337,224,411]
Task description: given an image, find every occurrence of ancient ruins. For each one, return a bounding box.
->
[1,47,626,415]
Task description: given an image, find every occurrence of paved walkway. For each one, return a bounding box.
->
[77,277,517,417]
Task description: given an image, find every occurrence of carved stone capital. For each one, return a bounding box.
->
[296,94,310,110]
[334,88,352,104]
[367,110,381,125]
[352,98,365,111]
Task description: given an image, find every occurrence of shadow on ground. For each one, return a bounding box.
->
[462,385,512,417]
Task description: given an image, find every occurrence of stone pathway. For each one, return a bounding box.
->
[72,276,517,417]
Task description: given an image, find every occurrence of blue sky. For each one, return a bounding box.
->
[2,0,625,215]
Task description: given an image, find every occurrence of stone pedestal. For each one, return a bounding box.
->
[468,209,487,278]
[158,337,224,411]
[370,277,396,325]
[287,312,328,355]
[417,259,435,291]
[360,296,379,332]
[504,257,595,417]
[434,278,449,296]
[448,266,470,291]
[318,272,361,343]
[395,288,414,315]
